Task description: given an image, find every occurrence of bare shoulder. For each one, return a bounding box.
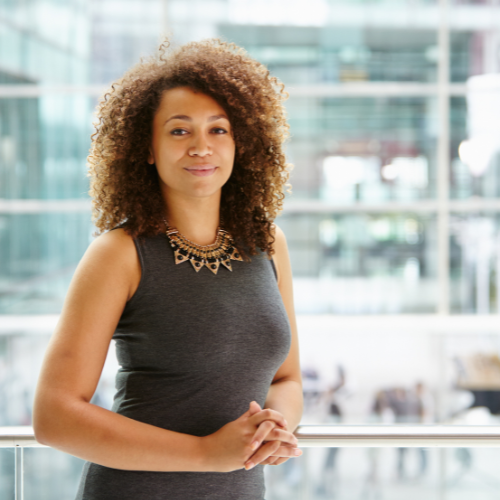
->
[89,227,135,253]
[83,229,136,273]
[76,228,140,301]
[271,223,287,245]
[271,223,288,254]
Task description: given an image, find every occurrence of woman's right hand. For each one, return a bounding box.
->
[201,402,298,472]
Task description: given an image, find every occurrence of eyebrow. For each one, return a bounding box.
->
[164,114,229,125]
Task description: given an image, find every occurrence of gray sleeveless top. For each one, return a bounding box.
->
[75,233,291,500]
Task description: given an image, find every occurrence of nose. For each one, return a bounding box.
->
[188,131,212,157]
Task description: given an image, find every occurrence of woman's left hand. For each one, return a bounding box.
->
[245,402,302,468]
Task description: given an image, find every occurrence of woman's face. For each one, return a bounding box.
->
[148,86,236,203]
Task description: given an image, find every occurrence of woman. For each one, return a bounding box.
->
[33,38,303,499]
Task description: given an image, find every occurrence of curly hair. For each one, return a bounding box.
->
[88,38,291,258]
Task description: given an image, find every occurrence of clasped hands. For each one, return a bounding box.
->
[204,401,302,473]
[244,401,302,469]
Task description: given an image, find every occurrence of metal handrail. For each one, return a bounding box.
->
[296,425,500,447]
[3,425,500,448]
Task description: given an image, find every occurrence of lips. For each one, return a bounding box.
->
[184,164,218,177]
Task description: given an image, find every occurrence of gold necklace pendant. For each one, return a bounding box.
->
[165,225,243,274]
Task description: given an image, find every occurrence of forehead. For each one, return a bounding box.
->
[156,87,227,117]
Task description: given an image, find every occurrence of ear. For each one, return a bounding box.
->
[147,147,155,165]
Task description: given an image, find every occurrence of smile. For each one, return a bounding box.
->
[184,165,218,177]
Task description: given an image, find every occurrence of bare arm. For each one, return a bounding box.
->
[33,229,295,472]
[265,225,303,430]
[244,225,303,468]
[33,229,205,471]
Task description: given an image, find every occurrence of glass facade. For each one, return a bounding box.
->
[0,95,94,199]
[281,212,437,314]
[0,213,93,313]
[221,22,438,84]
[2,0,500,498]
[450,213,500,314]
[286,96,437,201]
[0,0,90,85]
[450,0,500,82]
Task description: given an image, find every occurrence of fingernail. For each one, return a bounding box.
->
[251,440,259,451]
[294,449,302,456]
[284,420,288,427]
[245,462,255,470]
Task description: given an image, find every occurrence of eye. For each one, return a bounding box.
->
[211,127,228,134]
[170,128,188,136]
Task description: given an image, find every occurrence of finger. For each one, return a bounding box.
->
[250,420,276,450]
[251,425,297,451]
[249,408,287,429]
[245,441,281,470]
[263,445,302,459]
[271,457,290,466]
[250,444,302,467]
[260,456,280,466]
[264,428,298,446]
[248,401,262,416]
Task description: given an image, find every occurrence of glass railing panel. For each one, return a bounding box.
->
[0,448,15,500]
[23,447,84,500]
[265,447,500,500]
[4,443,500,500]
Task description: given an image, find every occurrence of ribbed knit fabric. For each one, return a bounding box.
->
[75,233,291,499]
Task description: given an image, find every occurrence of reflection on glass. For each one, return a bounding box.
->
[280,213,437,313]
[0,213,93,313]
[286,97,437,201]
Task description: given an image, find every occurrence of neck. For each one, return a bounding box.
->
[163,191,222,246]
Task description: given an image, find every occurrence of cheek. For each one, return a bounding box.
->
[158,141,183,164]
[224,141,236,164]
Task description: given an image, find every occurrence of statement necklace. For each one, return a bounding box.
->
[164,222,243,274]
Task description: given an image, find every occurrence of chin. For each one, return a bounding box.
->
[187,185,224,199]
